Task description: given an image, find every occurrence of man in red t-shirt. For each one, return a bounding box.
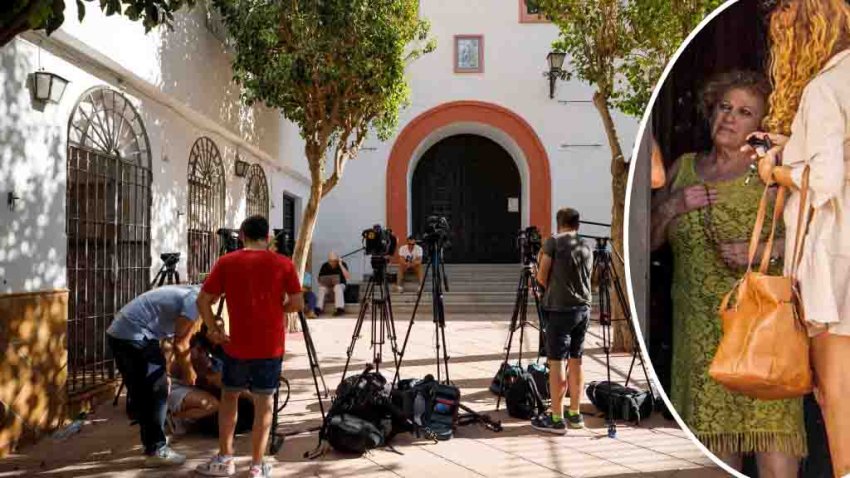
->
[195,215,302,478]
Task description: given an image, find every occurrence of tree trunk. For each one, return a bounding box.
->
[287,154,324,333]
[592,91,634,354]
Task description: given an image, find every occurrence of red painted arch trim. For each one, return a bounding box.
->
[386,100,552,242]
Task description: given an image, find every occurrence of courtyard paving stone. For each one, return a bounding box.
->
[0,312,718,477]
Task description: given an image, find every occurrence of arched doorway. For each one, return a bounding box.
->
[187,137,225,282]
[386,101,551,243]
[66,87,152,394]
[412,135,520,263]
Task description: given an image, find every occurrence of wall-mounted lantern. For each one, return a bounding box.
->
[33,70,69,104]
[546,51,567,99]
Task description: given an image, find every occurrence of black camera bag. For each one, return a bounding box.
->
[391,375,460,441]
[489,362,523,396]
[506,370,546,419]
[586,381,654,424]
[526,363,550,400]
[321,369,399,454]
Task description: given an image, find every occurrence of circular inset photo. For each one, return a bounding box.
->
[629,0,850,476]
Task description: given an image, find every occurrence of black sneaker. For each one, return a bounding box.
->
[334,308,345,317]
[531,414,566,435]
[565,411,585,429]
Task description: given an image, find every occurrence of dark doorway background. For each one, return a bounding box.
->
[648,1,830,475]
[412,134,521,263]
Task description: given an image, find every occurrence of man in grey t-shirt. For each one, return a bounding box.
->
[106,285,201,467]
[532,207,593,435]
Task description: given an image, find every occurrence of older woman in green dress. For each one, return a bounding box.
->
[651,70,805,476]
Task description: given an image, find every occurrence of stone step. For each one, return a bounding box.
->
[343,302,517,315]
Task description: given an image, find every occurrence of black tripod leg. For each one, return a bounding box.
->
[269,383,283,454]
[496,270,527,411]
[392,261,432,386]
[299,312,327,420]
[341,278,374,382]
[382,280,402,371]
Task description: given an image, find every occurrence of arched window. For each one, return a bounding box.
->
[187,137,225,282]
[66,87,152,394]
[245,163,269,219]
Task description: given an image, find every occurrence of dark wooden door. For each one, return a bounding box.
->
[412,135,520,263]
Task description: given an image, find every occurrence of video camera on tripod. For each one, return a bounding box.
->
[217,228,242,254]
[516,226,542,265]
[422,215,450,248]
[362,224,397,256]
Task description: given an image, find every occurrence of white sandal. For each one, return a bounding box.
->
[195,454,236,476]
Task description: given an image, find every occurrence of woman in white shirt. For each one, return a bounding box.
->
[748,0,850,474]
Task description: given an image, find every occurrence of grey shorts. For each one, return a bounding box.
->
[167,382,193,413]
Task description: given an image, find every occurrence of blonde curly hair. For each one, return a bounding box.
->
[764,0,850,134]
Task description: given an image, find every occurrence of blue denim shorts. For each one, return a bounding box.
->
[221,353,282,395]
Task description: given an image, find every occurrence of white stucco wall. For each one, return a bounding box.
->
[309,0,639,279]
[0,4,309,294]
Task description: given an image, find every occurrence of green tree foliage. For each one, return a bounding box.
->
[214,0,434,289]
[1,0,194,47]
[528,0,723,351]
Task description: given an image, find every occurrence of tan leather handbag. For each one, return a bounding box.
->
[709,168,813,400]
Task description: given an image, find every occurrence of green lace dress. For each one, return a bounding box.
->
[668,153,806,456]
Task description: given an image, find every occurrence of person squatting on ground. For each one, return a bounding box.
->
[396,235,424,292]
[531,207,593,435]
[195,215,303,478]
[106,284,202,467]
[744,1,850,474]
[317,251,350,316]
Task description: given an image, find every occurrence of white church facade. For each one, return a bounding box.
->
[0,0,636,448]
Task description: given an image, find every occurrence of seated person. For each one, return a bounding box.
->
[317,252,350,316]
[396,235,424,292]
[302,272,319,319]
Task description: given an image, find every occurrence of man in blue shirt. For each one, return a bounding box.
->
[106,284,201,467]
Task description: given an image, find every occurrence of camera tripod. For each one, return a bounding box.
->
[339,255,402,381]
[495,258,545,411]
[393,239,451,385]
[150,255,180,287]
[590,236,654,439]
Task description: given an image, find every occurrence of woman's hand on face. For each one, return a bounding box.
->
[676,185,718,215]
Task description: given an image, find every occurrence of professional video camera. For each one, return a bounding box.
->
[217,228,242,254]
[362,224,396,256]
[422,215,450,246]
[161,252,180,268]
[516,226,542,265]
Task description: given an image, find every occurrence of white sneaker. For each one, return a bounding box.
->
[195,454,236,476]
[144,445,186,467]
[249,462,272,478]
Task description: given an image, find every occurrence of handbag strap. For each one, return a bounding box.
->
[745,184,784,273]
[757,186,787,273]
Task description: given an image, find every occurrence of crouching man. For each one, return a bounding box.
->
[106,284,201,467]
[195,215,303,478]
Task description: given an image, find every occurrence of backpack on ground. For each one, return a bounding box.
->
[489,363,523,396]
[391,375,460,441]
[526,363,550,400]
[505,369,546,419]
[320,368,398,454]
[586,381,654,424]
[326,413,385,454]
